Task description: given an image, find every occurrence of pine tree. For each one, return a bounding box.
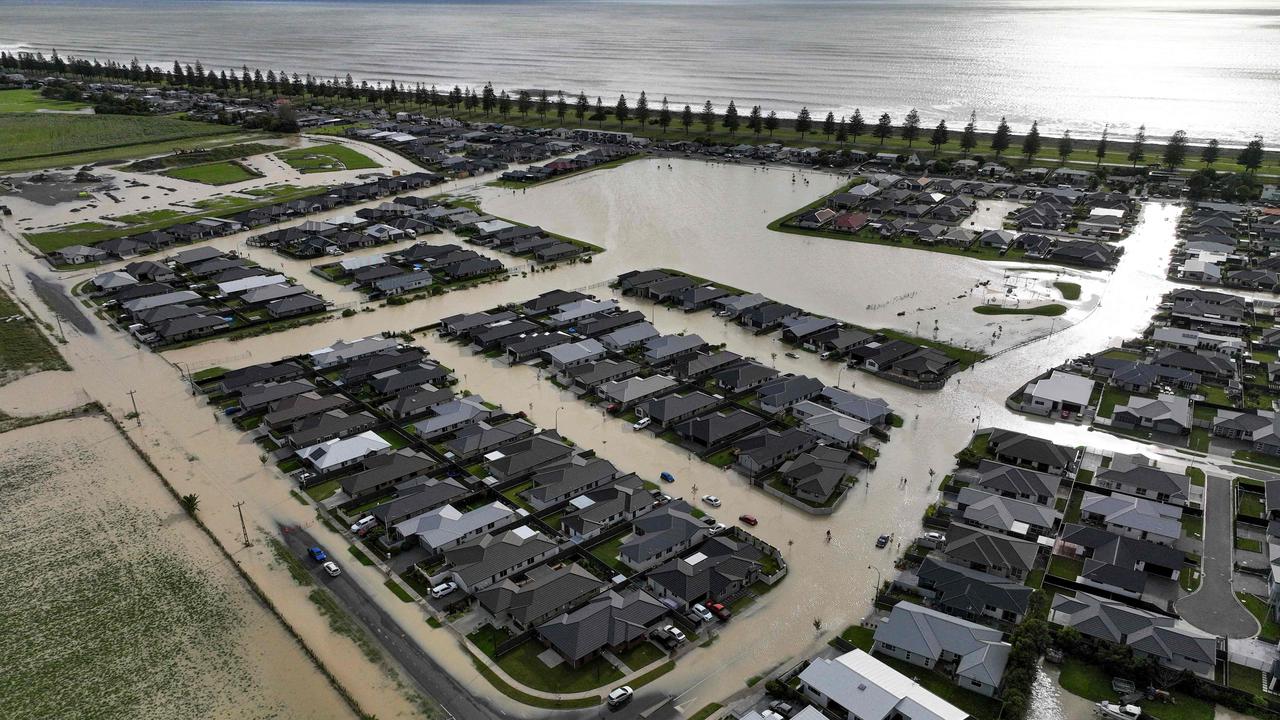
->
[1021,121,1041,160]
[991,117,1011,157]
[592,97,606,126]
[635,91,649,128]
[849,109,865,142]
[681,105,694,135]
[536,90,549,119]
[658,97,671,133]
[874,113,893,146]
[723,101,740,134]
[1096,125,1109,167]
[700,101,715,133]
[764,111,779,137]
[748,105,763,136]
[556,92,567,121]
[960,111,977,157]
[575,92,589,122]
[497,90,511,117]
[1238,136,1265,173]
[481,82,496,114]
[836,116,848,145]
[1057,131,1074,165]
[929,120,948,154]
[1162,129,1188,169]
[823,111,836,138]
[902,108,921,147]
[795,107,812,139]
[516,89,532,117]
[615,94,629,129]
[1127,124,1146,167]
[1201,138,1220,167]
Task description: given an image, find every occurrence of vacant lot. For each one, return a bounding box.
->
[164,160,262,185]
[0,114,236,169]
[0,416,352,719]
[276,143,379,173]
[0,88,91,113]
[0,286,68,386]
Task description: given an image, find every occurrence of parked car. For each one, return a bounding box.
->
[298,471,315,483]
[708,602,732,621]
[701,495,721,507]
[351,516,377,535]
[738,514,758,526]
[322,561,341,577]
[664,625,687,643]
[654,493,672,506]
[632,417,652,431]
[606,403,621,414]
[607,686,634,708]
[876,533,891,548]
[308,546,328,562]
[692,603,715,622]
[769,701,796,718]
[659,471,676,483]
[709,523,728,535]
[700,516,717,526]
[430,581,458,599]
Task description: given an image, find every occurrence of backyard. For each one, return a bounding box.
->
[467,625,624,693]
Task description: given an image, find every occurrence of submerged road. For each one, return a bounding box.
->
[1175,474,1259,639]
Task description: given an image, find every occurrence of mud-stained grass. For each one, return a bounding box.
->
[0,423,256,718]
[0,286,68,385]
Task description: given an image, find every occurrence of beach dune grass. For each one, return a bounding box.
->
[276,142,379,173]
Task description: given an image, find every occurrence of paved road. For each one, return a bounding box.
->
[279,525,674,720]
[1176,474,1260,639]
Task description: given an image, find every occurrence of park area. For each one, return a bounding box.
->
[0,113,238,172]
[276,142,379,173]
[0,415,352,718]
[0,87,91,113]
[163,160,262,185]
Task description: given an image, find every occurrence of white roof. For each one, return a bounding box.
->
[475,219,516,235]
[217,274,287,295]
[297,431,390,471]
[339,254,387,272]
[1027,370,1094,406]
[122,290,202,313]
[93,270,138,289]
[393,500,515,550]
[799,649,967,720]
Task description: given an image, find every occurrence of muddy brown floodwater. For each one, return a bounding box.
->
[0,154,1227,716]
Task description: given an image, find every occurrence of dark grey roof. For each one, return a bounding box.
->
[371,477,469,525]
[525,457,618,507]
[944,524,1037,573]
[474,563,605,628]
[444,527,557,588]
[917,557,1033,618]
[536,589,667,663]
[619,501,705,565]
[988,429,1074,469]
[645,535,764,602]
[974,460,1062,500]
[339,450,436,497]
[643,392,719,424]
[675,409,763,446]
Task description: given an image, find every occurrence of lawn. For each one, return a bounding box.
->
[873,652,1003,720]
[973,303,1067,317]
[0,287,69,384]
[276,142,380,173]
[588,533,629,573]
[1048,554,1084,580]
[1180,514,1202,539]
[1226,662,1266,700]
[1188,427,1211,453]
[0,113,235,166]
[616,640,667,671]
[384,579,414,603]
[468,628,623,693]
[1096,386,1132,419]
[1179,566,1201,593]
[107,209,187,224]
[304,478,341,502]
[1058,657,1212,720]
[1239,488,1266,518]
[1186,467,1206,487]
[705,448,737,467]
[836,624,876,651]
[163,160,261,185]
[1235,536,1263,553]
[1233,450,1280,469]
[0,88,91,113]
[1235,592,1277,642]
[1054,281,1082,301]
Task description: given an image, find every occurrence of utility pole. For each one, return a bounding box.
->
[2,263,12,288]
[234,501,252,548]
[127,390,141,426]
[54,314,64,342]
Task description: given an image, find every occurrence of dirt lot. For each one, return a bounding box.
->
[0,415,355,720]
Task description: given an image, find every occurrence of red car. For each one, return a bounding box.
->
[708,602,732,621]
[738,514,758,526]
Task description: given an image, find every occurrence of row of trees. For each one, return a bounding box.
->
[1,50,1268,172]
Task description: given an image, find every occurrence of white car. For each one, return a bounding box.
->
[322,561,341,577]
[692,603,714,622]
[606,685,634,707]
[709,523,728,536]
[631,417,652,431]
[430,581,458,599]
[350,516,377,535]
[663,625,687,643]
[701,495,721,507]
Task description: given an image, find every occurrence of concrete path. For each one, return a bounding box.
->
[1176,473,1260,639]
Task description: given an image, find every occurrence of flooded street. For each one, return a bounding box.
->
[0,155,1201,715]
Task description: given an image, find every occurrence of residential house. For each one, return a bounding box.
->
[535,589,667,668]
[1050,592,1216,678]
[618,500,707,571]
[733,427,819,477]
[1020,371,1095,417]
[972,460,1062,506]
[644,535,764,610]
[915,557,1033,625]
[475,563,606,631]
[872,602,1010,698]
[779,446,850,505]
[1094,457,1190,505]
[392,500,518,553]
[1111,394,1191,435]
[986,430,1076,475]
[1080,491,1182,546]
[437,525,559,592]
[796,649,968,720]
[943,524,1038,581]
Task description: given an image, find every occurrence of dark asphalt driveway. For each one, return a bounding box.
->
[1175,474,1259,639]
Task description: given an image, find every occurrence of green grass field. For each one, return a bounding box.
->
[163,160,262,185]
[973,303,1067,317]
[0,88,92,113]
[1054,282,1082,300]
[275,142,379,173]
[0,113,236,167]
[0,287,68,384]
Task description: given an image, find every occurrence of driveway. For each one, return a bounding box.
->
[1175,473,1260,638]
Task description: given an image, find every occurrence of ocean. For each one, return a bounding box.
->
[1,0,1278,142]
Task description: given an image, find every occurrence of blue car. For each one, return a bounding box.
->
[659,472,676,483]
[308,546,328,562]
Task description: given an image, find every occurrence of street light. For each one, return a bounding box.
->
[867,565,882,601]
[554,405,563,430]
